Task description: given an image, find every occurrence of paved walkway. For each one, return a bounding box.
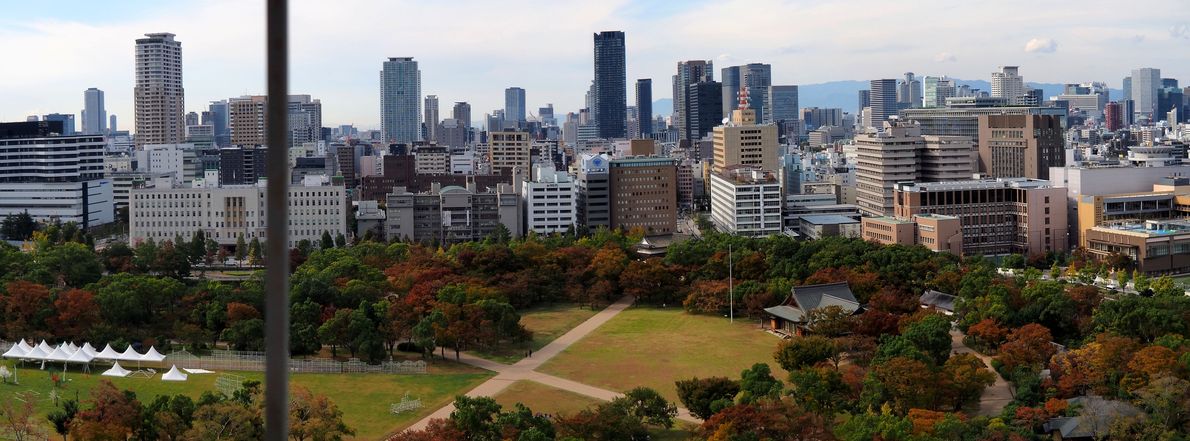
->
[402,296,700,434]
[950,330,1013,416]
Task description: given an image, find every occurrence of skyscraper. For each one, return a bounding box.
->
[869,79,897,128]
[687,81,723,143]
[83,88,106,135]
[1130,67,1161,120]
[380,57,421,143]
[991,66,1025,104]
[857,90,871,112]
[922,76,956,108]
[592,31,627,139]
[207,100,230,147]
[452,102,471,129]
[766,85,799,139]
[897,72,922,109]
[721,63,772,122]
[673,60,714,141]
[504,87,526,125]
[288,95,323,146]
[134,33,185,148]
[635,79,652,137]
[229,95,268,146]
[424,95,439,141]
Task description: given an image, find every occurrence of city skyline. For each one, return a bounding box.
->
[1,0,1189,130]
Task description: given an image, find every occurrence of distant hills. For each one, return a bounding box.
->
[651,81,1122,118]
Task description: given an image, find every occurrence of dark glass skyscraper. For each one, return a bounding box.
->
[593,31,627,139]
[635,79,652,136]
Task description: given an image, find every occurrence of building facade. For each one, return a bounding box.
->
[577,153,611,229]
[635,79,653,136]
[593,31,627,139]
[609,157,676,235]
[673,60,714,141]
[380,57,421,143]
[977,114,1064,180]
[712,108,779,174]
[487,130,531,175]
[83,88,106,135]
[710,166,783,236]
[134,33,185,148]
[0,121,113,227]
[384,183,519,244]
[521,165,576,235]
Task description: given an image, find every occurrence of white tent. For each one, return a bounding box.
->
[81,342,98,357]
[101,362,131,378]
[36,340,53,354]
[21,345,48,360]
[161,365,187,381]
[95,344,119,360]
[140,346,166,363]
[117,346,143,362]
[16,340,33,353]
[44,345,72,362]
[65,342,78,353]
[2,343,27,359]
[66,348,94,364]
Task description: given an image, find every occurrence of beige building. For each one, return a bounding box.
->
[229,95,268,146]
[134,33,185,148]
[977,114,1064,180]
[862,214,963,255]
[629,139,658,156]
[855,122,924,217]
[414,145,449,175]
[893,178,1067,257]
[919,135,974,181]
[488,130,531,175]
[1084,220,1190,275]
[610,157,677,235]
[712,107,779,174]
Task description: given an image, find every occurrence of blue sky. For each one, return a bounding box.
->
[1,0,1188,129]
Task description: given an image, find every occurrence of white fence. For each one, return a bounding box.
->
[167,349,427,374]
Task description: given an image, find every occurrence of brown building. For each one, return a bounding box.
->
[360,154,510,201]
[977,114,1064,180]
[609,157,677,235]
[862,214,963,255]
[893,178,1068,257]
[488,130,531,175]
[229,95,268,146]
[712,107,779,174]
[629,139,658,156]
[1084,220,1190,275]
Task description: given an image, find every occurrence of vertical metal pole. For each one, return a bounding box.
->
[264,0,290,439]
[728,243,733,323]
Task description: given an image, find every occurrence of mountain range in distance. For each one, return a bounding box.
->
[649,80,1122,118]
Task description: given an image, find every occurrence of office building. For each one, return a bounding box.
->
[712,101,778,174]
[1056,82,1109,120]
[977,114,1064,180]
[219,146,267,186]
[380,57,422,143]
[673,60,714,141]
[108,171,172,213]
[862,214,963,255]
[42,114,75,135]
[577,153,611,229]
[593,31,627,139]
[609,157,677,235]
[722,63,772,122]
[869,79,897,128]
[688,81,724,142]
[897,72,922,109]
[709,166,783,236]
[801,107,844,132]
[0,121,113,228]
[185,112,199,127]
[855,122,925,217]
[208,100,230,147]
[1130,67,1161,120]
[130,181,347,249]
[229,95,268,146]
[136,143,196,187]
[899,104,1066,160]
[452,102,471,129]
[521,164,577,235]
[423,95,439,142]
[990,66,1025,104]
[636,79,653,136]
[413,145,449,175]
[1104,101,1124,131]
[766,85,799,138]
[893,178,1067,256]
[504,88,526,126]
[488,130,531,175]
[799,215,862,239]
[83,88,106,135]
[134,33,185,148]
[857,90,871,113]
[384,182,520,243]
[922,76,956,108]
[288,95,322,146]
[919,135,975,181]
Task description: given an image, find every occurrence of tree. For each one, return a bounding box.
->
[70,380,143,440]
[320,231,334,250]
[46,399,79,441]
[966,318,1008,351]
[334,233,347,248]
[48,288,100,341]
[737,363,783,403]
[2,280,52,339]
[184,402,262,441]
[247,237,262,266]
[37,242,104,287]
[618,259,681,305]
[610,387,677,429]
[674,377,739,420]
[1149,275,1182,297]
[1133,376,1190,432]
[871,356,937,413]
[1,212,37,241]
[234,235,247,266]
[901,313,953,365]
[1,392,46,441]
[774,335,837,371]
[997,323,1056,373]
[805,305,855,338]
[289,385,354,441]
[318,308,352,358]
[698,399,834,441]
[939,353,995,411]
[788,366,850,416]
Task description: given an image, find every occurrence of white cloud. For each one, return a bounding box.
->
[1172,24,1189,39]
[1024,37,1058,53]
[935,52,957,62]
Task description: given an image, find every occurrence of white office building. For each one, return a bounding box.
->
[136,143,197,187]
[991,66,1025,104]
[0,122,113,227]
[521,165,576,235]
[709,166,783,236]
[129,181,347,248]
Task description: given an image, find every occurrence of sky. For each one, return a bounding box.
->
[1,0,1188,130]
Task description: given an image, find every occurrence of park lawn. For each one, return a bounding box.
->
[470,303,599,364]
[0,363,491,440]
[1172,274,1190,289]
[493,380,602,416]
[538,307,785,403]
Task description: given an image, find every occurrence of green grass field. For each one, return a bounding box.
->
[1172,274,1190,289]
[493,380,602,416]
[538,307,786,403]
[470,303,599,364]
[0,362,490,439]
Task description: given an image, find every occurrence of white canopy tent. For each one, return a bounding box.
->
[117,346,143,362]
[17,339,33,353]
[161,365,187,382]
[65,342,78,353]
[101,362,131,378]
[2,344,27,359]
[44,346,72,362]
[21,345,48,360]
[81,342,98,357]
[140,347,166,363]
[95,344,119,360]
[35,340,53,354]
[66,348,94,364]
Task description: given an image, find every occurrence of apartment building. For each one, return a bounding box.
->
[709,166,783,236]
[384,182,520,244]
[609,157,677,235]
